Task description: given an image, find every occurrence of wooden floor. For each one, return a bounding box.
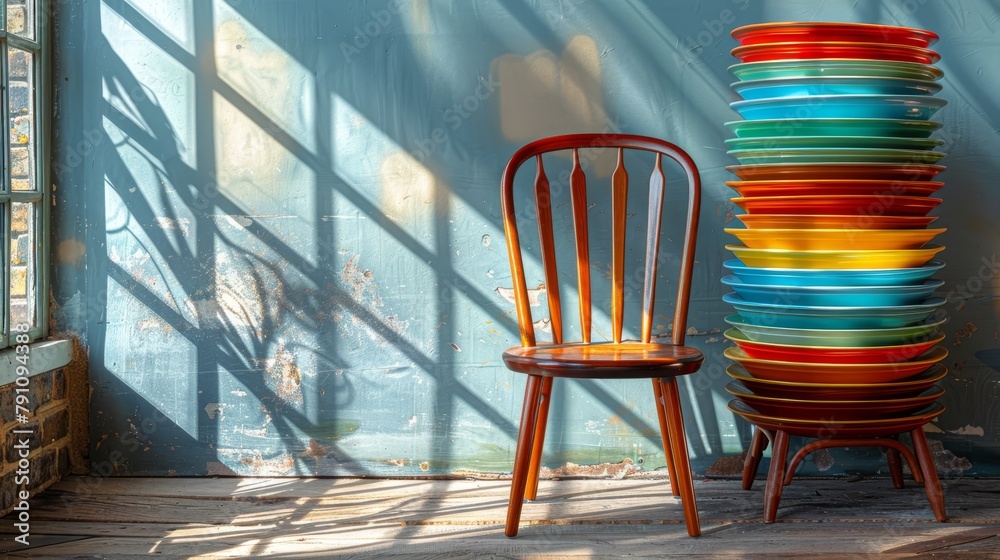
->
[1,474,999,558]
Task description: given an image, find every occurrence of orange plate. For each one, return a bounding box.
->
[732,22,939,48]
[736,214,937,229]
[728,399,944,438]
[727,163,945,181]
[725,329,944,364]
[723,345,948,383]
[732,195,941,216]
[731,42,941,64]
[727,363,947,400]
[726,179,943,198]
[726,381,944,421]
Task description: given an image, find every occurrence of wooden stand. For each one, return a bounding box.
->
[742,426,947,523]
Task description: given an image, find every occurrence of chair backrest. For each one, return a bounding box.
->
[501,133,701,348]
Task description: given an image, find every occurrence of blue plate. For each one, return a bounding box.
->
[725,315,947,347]
[732,76,942,100]
[721,276,943,306]
[722,293,946,329]
[731,94,948,121]
[723,259,944,287]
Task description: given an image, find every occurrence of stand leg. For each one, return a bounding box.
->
[886,447,905,489]
[742,428,767,491]
[911,427,947,522]
[764,430,790,523]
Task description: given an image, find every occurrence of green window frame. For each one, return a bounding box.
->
[1,0,47,350]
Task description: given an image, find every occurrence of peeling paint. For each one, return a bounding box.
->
[341,255,410,341]
[496,284,546,306]
[541,458,641,479]
[204,402,225,420]
[152,216,190,237]
[302,439,330,457]
[812,449,835,472]
[949,425,986,436]
[705,453,745,476]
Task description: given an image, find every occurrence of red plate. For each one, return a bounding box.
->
[731,42,941,64]
[732,195,941,216]
[736,214,937,229]
[729,399,944,438]
[725,329,944,364]
[727,163,945,181]
[726,179,943,198]
[727,363,947,400]
[732,23,939,48]
[726,381,944,421]
[723,346,948,383]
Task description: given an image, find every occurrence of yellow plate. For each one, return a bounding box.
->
[725,228,945,250]
[727,244,945,269]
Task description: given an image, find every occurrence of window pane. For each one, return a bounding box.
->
[10,201,35,331]
[9,47,34,192]
[6,0,35,41]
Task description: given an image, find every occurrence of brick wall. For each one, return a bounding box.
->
[0,368,72,517]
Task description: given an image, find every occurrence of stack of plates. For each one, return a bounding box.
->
[722,22,947,436]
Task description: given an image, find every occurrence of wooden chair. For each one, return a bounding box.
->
[499,134,704,537]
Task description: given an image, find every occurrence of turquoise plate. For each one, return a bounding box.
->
[732,76,942,100]
[724,315,947,347]
[725,136,943,151]
[729,59,943,82]
[725,118,942,138]
[723,259,945,287]
[722,293,946,329]
[731,95,948,121]
[721,276,943,306]
[728,147,945,164]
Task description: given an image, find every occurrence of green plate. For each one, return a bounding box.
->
[725,118,942,138]
[724,315,946,347]
[726,135,943,151]
[728,147,946,165]
[729,59,944,81]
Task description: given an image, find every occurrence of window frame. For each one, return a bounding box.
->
[0,0,47,350]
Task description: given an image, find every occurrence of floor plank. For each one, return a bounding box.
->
[1,476,998,558]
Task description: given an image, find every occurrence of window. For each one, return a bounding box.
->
[1,0,45,349]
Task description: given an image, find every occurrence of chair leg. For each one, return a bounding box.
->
[886,447,905,489]
[764,430,790,523]
[525,376,554,501]
[653,379,679,496]
[910,427,947,522]
[505,374,544,537]
[660,378,701,537]
[742,428,768,490]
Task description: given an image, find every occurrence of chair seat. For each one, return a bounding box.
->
[503,342,704,379]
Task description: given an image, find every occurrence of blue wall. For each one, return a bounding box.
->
[51,0,1000,476]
